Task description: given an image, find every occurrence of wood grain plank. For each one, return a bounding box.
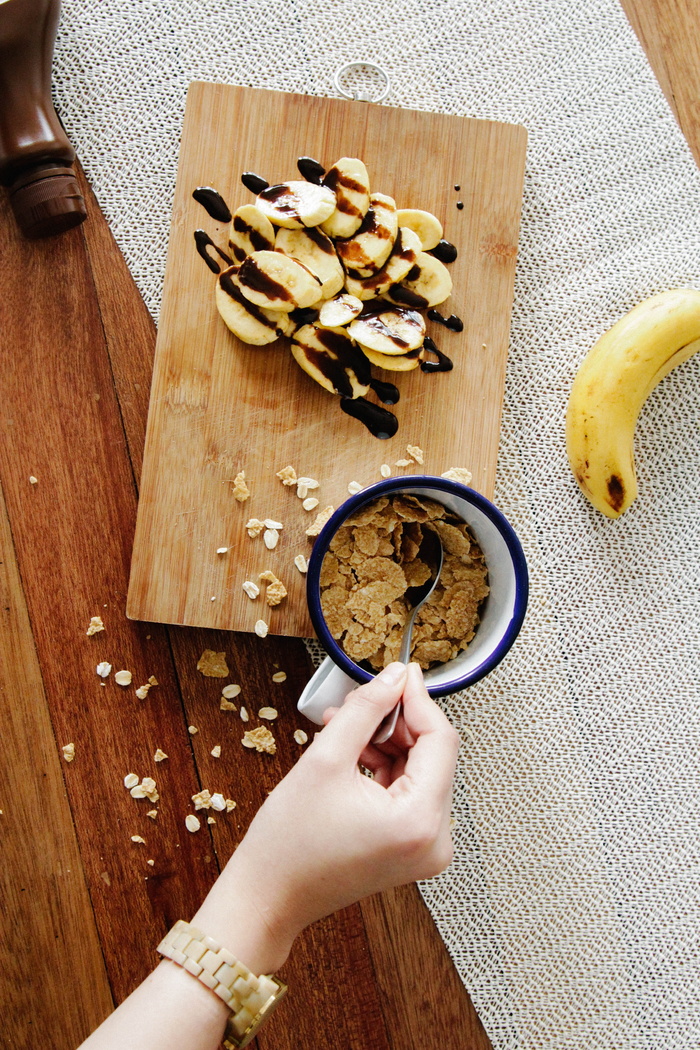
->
[127,83,527,637]
[0,477,115,1044]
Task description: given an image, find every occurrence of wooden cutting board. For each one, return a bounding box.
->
[127,81,527,637]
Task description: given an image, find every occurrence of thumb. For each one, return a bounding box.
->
[315,662,407,761]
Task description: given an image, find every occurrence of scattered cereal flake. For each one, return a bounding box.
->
[154,749,168,762]
[254,620,269,638]
[148,676,158,687]
[86,616,105,636]
[240,706,249,722]
[231,471,250,502]
[222,683,241,699]
[394,459,412,468]
[124,773,139,789]
[441,467,473,485]
[263,528,279,550]
[258,707,278,720]
[114,669,132,686]
[207,816,216,824]
[293,729,309,745]
[62,743,75,763]
[188,725,199,735]
[29,475,38,485]
[220,696,237,711]
[216,546,229,554]
[271,671,287,683]
[241,726,277,754]
[146,809,158,820]
[297,477,319,489]
[296,484,308,499]
[197,649,229,677]
[264,518,284,530]
[294,554,308,574]
[192,789,212,810]
[211,745,221,758]
[185,814,201,833]
[147,858,155,866]
[142,777,156,793]
[96,661,112,677]
[380,464,391,478]
[302,497,319,511]
[347,481,362,494]
[276,465,298,486]
[306,506,334,537]
[130,785,147,799]
[211,596,217,602]
[406,445,424,465]
[131,835,146,844]
[210,793,226,812]
[225,798,236,812]
[135,684,151,699]
[259,569,287,607]
[246,518,265,537]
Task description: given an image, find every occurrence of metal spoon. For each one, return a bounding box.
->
[371,529,444,745]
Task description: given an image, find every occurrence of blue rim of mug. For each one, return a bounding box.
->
[306,476,529,697]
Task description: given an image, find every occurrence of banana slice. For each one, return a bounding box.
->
[275,227,344,299]
[216,267,295,345]
[395,209,443,251]
[335,193,398,276]
[318,294,363,328]
[384,251,452,309]
[228,204,275,263]
[344,227,422,300]
[255,181,336,229]
[321,157,371,239]
[361,345,422,372]
[348,306,426,356]
[237,250,322,312]
[291,324,371,398]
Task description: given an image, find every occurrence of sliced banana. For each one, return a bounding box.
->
[216,267,295,345]
[318,294,363,328]
[237,250,322,312]
[395,208,443,251]
[344,227,422,300]
[275,226,344,299]
[291,324,371,398]
[384,251,452,309]
[348,306,426,356]
[321,157,371,240]
[255,181,336,229]
[361,345,422,372]
[335,193,398,276]
[228,204,275,263]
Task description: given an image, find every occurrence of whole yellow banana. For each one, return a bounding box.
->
[566,288,700,518]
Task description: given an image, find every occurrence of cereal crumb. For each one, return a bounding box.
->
[210,745,222,758]
[306,506,334,537]
[264,518,284,530]
[222,684,241,699]
[96,662,112,678]
[240,705,249,722]
[207,816,216,824]
[302,497,319,511]
[147,858,155,866]
[154,749,168,762]
[242,726,277,754]
[347,481,362,494]
[114,670,133,687]
[188,725,199,735]
[258,706,278,720]
[131,835,146,845]
[246,518,265,538]
[225,798,237,812]
[185,814,201,833]
[135,684,151,700]
[380,464,391,478]
[124,773,139,789]
[192,789,212,810]
[146,810,158,820]
[441,467,473,485]
[62,742,75,763]
[259,570,287,607]
[276,465,298,486]
[263,528,279,549]
[231,471,250,502]
[394,459,412,468]
[29,475,38,485]
[210,793,226,811]
[406,445,424,465]
[197,650,229,677]
[293,729,309,745]
[216,546,229,554]
[86,615,105,636]
[220,696,237,711]
[294,554,308,574]
[254,619,269,638]
[297,477,319,490]
[271,671,287,683]
[148,676,158,687]
[242,580,260,600]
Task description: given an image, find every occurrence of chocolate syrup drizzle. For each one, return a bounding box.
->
[241,171,269,194]
[427,309,463,332]
[297,156,325,184]
[429,239,458,264]
[369,378,400,405]
[420,336,453,373]
[340,398,399,439]
[194,230,233,274]
[192,186,232,223]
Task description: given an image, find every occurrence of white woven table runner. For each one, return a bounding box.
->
[53,1,700,1046]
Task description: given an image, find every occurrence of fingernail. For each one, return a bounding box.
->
[378,661,407,684]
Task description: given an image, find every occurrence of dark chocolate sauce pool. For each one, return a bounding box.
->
[241,171,269,194]
[192,186,232,223]
[194,230,233,274]
[297,156,325,184]
[420,336,453,373]
[369,377,400,405]
[427,309,463,332]
[340,397,399,439]
[430,239,458,264]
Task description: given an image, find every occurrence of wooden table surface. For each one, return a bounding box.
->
[1,3,698,1047]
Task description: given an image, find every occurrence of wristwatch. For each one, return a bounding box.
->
[156,919,288,1048]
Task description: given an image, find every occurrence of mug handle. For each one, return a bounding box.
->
[296,656,357,725]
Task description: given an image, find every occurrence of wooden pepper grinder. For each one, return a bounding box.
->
[0,0,87,238]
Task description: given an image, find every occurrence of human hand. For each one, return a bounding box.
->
[214,661,459,969]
